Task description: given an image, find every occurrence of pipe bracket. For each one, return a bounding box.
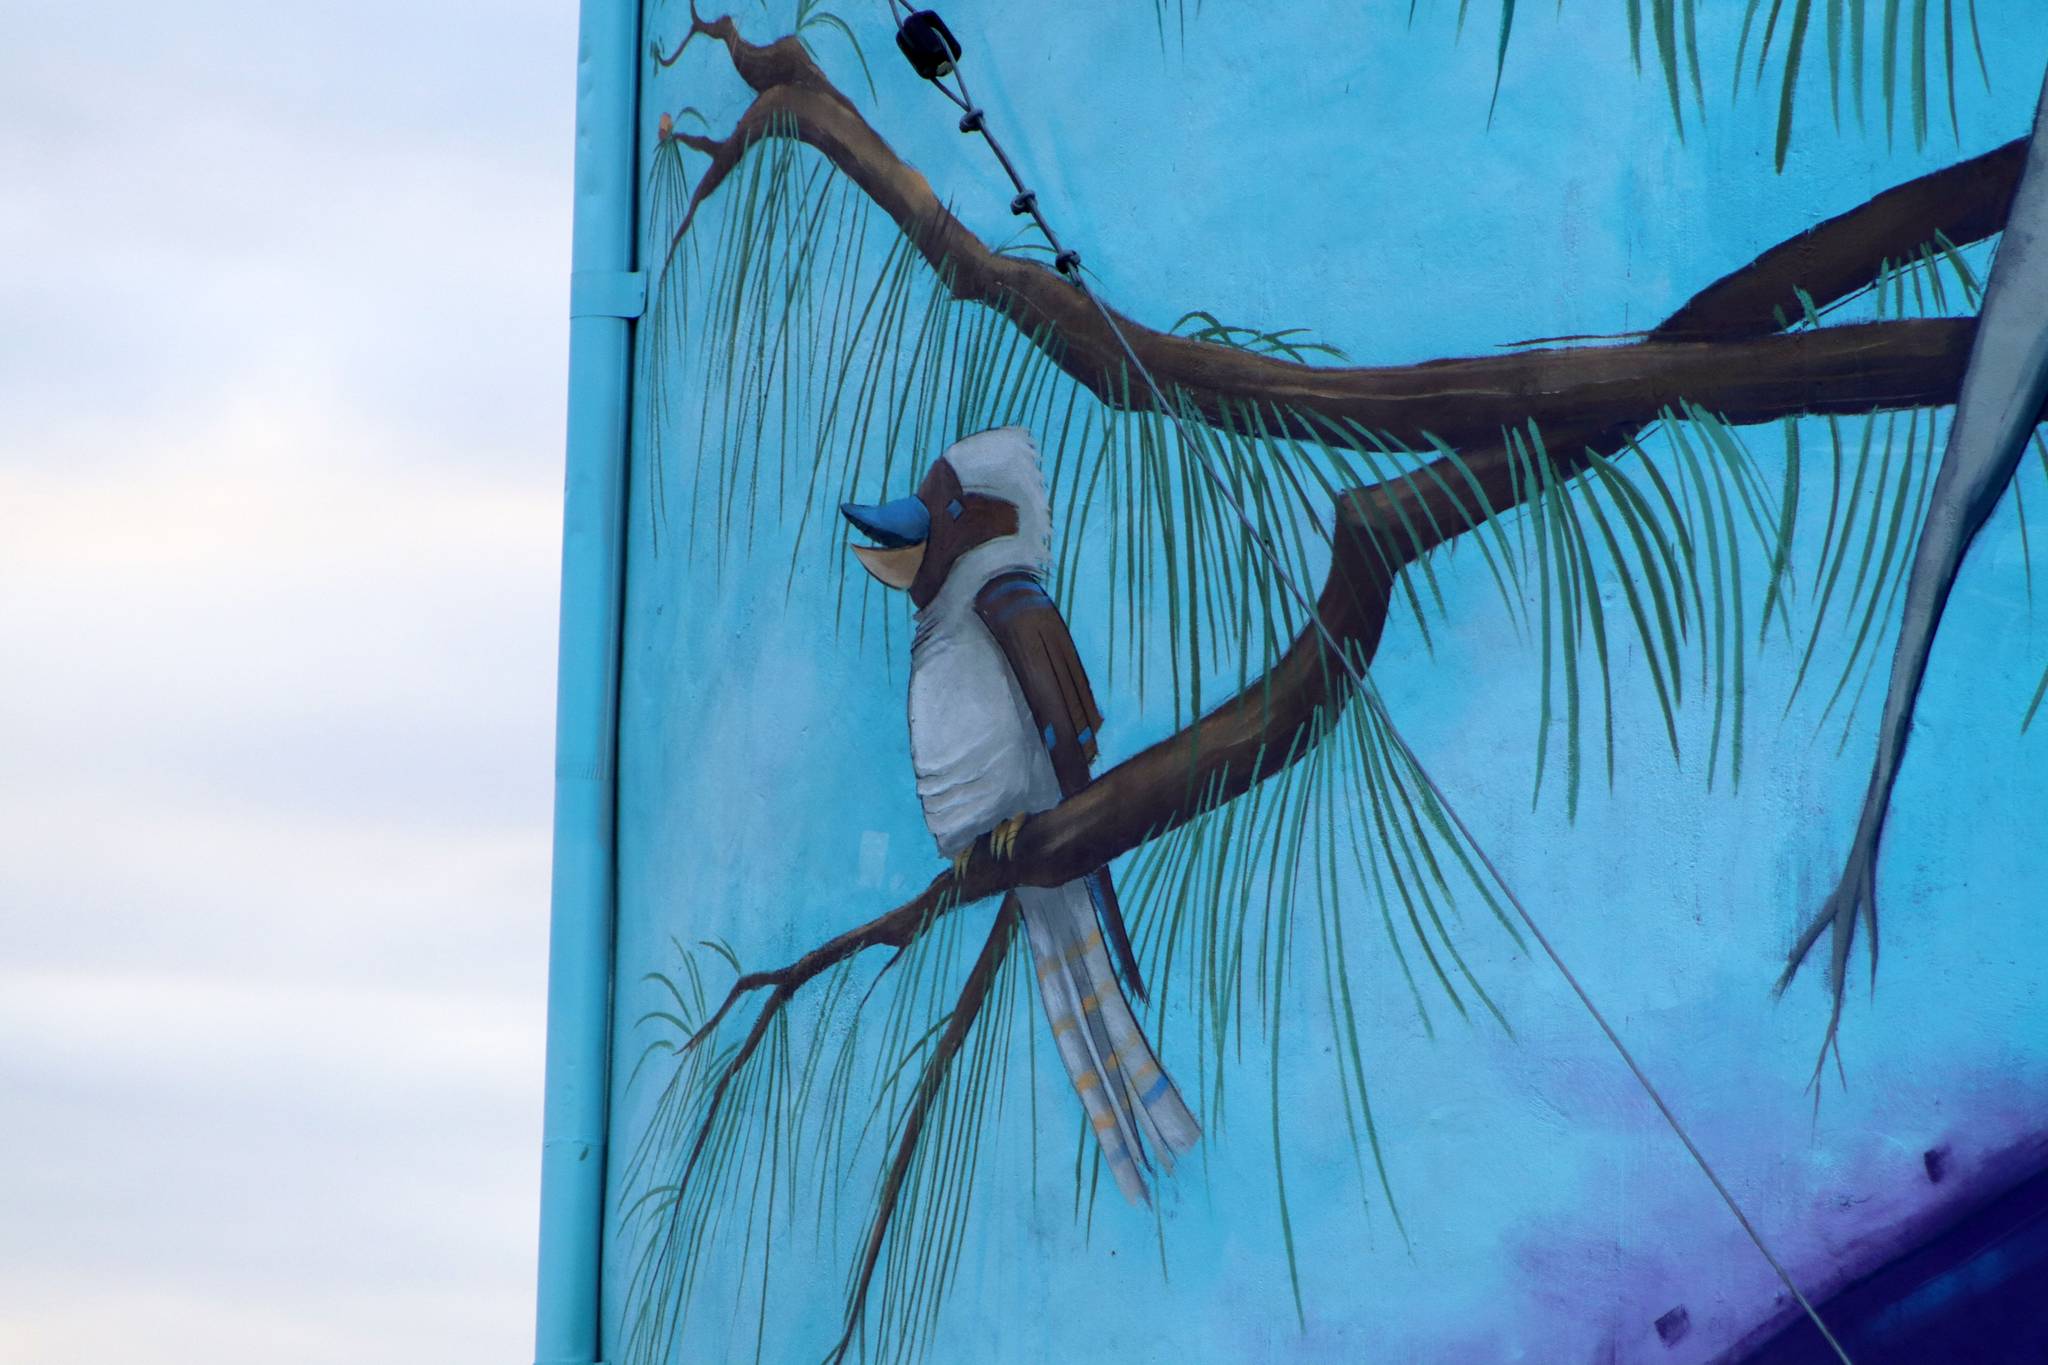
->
[568,269,647,319]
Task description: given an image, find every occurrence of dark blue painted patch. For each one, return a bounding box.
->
[1725,1151,2048,1364]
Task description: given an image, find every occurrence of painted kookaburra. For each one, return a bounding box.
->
[841,425,1201,1203]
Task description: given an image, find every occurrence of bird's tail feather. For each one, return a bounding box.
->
[1019,882,1200,1205]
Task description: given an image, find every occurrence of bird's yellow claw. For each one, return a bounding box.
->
[951,847,972,882]
[991,814,1027,861]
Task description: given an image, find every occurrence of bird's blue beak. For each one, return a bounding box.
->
[839,496,931,548]
[841,496,931,592]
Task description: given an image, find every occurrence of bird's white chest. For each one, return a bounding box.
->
[907,613,1058,855]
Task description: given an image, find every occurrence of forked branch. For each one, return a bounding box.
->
[670,876,960,1201]
[653,16,2027,458]
[645,21,2042,1350]
[650,14,2038,1161]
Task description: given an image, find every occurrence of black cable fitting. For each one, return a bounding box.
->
[957,108,985,134]
[895,10,961,81]
[1009,191,1037,216]
[1055,249,1081,276]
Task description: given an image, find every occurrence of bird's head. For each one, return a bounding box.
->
[840,426,1051,608]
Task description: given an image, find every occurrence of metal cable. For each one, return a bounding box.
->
[885,15,1853,1361]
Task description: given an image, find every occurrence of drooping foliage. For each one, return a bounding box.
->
[613,4,2041,1361]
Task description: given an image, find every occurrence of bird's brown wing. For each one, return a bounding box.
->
[974,571,1145,1001]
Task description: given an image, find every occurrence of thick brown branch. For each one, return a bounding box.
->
[893,207,2036,902]
[647,34,2043,1352]
[660,17,2026,454]
[1660,138,2029,341]
[655,14,2038,1029]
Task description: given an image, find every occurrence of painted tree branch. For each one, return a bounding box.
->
[653,15,2031,993]
[648,20,2039,1352]
[657,18,2027,456]
[827,896,1021,1363]
[669,878,960,1205]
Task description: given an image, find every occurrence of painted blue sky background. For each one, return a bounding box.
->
[610,2,2048,1363]
[5,0,2046,1363]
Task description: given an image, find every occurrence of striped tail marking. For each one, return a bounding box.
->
[1023,885,1200,1205]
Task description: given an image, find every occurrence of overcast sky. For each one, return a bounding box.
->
[3,2,575,1361]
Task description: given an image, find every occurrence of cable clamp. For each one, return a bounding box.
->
[1009,191,1037,216]
[896,9,962,81]
[957,108,985,133]
[1054,249,1081,276]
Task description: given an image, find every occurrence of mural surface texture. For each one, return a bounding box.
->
[599,2,2048,1361]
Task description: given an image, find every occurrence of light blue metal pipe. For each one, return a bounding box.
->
[535,0,643,1356]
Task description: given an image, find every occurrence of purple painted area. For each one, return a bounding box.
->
[1452,1119,2048,1364]
[1720,1139,2048,1364]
